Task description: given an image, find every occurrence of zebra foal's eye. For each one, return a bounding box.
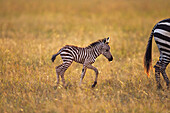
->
[106,49,109,52]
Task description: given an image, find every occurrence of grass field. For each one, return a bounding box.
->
[0,0,170,113]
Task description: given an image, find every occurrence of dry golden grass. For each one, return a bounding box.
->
[0,0,170,113]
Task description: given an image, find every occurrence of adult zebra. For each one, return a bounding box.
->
[51,37,113,88]
[144,18,170,89]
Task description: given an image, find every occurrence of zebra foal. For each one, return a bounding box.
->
[51,37,113,88]
[144,18,170,89]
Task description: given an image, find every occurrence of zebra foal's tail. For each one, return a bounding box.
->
[144,28,155,77]
[51,53,59,62]
[51,49,62,62]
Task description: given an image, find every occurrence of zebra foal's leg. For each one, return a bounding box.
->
[59,62,73,87]
[154,61,162,89]
[55,64,63,85]
[161,63,169,89]
[79,66,87,86]
[61,73,66,87]
[86,64,98,88]
[55,63,69,87]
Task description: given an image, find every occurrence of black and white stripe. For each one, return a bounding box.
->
[52,38,113,88]
[55,44,101,65]
[144,18,170,89]
[154,19,170,63]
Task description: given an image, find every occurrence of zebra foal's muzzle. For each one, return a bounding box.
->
[108,56,113,61]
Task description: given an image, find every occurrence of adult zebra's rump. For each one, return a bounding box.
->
[144,18,170,89]
[52,37,113,88]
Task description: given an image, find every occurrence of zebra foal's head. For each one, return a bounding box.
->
[100,37,113,61]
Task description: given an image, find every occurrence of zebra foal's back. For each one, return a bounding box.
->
[60,45,88,64]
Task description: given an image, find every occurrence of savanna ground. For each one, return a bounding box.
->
[0,0,170,113]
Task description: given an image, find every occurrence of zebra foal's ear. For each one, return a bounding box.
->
[106,37,110,43]
[103,37,110,44]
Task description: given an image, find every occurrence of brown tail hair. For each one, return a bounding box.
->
[144,30,154,77]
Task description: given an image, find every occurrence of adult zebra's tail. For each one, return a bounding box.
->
[144,28,155,77]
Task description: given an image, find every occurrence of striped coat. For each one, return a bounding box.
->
[144,18,170,89]
[52,37,113,88]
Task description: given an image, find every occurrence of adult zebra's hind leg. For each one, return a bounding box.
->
[161,63,169,89]
[154,61,162,89]
[154,60,169,89]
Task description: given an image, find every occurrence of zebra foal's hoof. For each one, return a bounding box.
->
[53,85,58,90]
[157,84,163,90]
[92,81,97,88]
[167,84,169,90]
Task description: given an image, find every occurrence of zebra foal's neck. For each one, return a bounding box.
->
[89,44,101,58]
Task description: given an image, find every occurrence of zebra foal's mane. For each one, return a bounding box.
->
[86,38,106,48]
[64,38,107,49]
